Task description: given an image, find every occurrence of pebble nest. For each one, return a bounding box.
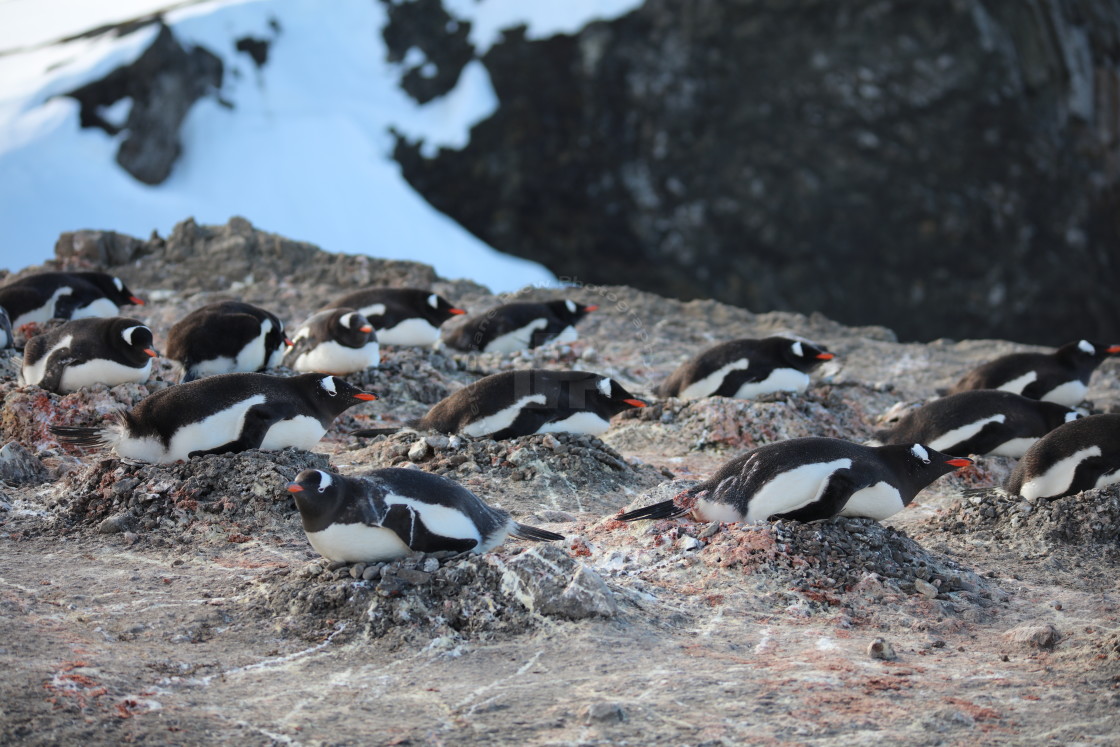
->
[347,429,669,515]
[588,482,996,615]
[257,544,615,648]
[42,448,329,545]
[923,483,1120,553]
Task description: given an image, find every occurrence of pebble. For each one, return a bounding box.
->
[420,557,440,573]
[867,638,897,661]
[395,568,432,585]
[362,565,380,581]
[327,560,348,572]
[407,441,431,462]
[349,563,367,579]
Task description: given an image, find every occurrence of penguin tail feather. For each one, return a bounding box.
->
[617,500,689,522]
[511,522,565,542]
[49,425,109,448]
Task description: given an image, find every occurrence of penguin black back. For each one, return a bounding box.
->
[0,306,11,349]
[417,369,646,439]
[166,301,288,381]
[657,336,834,399]
[51,373,377,463]
[0,271,144,328]
[873,390,1080,458]
[619,438,970,524]
[442,299,596,353]
[287,468,563,562]
[324,288,465,345]
[948,339,1120,407]
[21,317,157,394]
[1006,414,1120,500]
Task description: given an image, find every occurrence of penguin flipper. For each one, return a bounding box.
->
[510,522,564,542]
[769,472,857,523]
[352,427,401,438]
[37,356,75,395]
[382,504,478,554]
[186,404,282,458]
[617,499,690,522]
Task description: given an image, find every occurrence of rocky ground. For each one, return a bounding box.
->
[1,219,1118,745]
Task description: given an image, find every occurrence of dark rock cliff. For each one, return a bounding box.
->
[391,0,1120,344]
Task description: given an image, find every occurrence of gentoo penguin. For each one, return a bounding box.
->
[287,468,564,562]
[948,339,1120,407]
[284,308,379,374]
[0,271,144,329]
[50,372,376,463]
[442,299,597,353]
[0,306,12,350]
[323,288,465,347]
[354,369,647,440]
[657,336,835,399]
[1006,414,1120,500]
[618,437,972,524]
[870,390,1081,458]
[20,317,158,394]
[166,301,290,381]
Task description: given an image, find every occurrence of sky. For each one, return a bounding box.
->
[0,0,643,292]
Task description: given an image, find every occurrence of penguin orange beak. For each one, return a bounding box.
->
[285,338,294,347]
[449,308,467,315]
[1108,344,1120,354]
[129,296,145,306]
[946,457,973,468]
[816,352,835,360]
[360,325,373,333]
[144,348,158,358]
[353,392,378,401]
[624,398,648,408]
[585,305,599,312]
[286,483,304,493]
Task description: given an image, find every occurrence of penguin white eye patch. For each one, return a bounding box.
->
[113,277,124,291]
[427,293,439,309]
[1079,340,1095,354]
[320,377,338,396]
[791,341,804,357]
[120,325,146,345]
[565,299,577,313]
[910,444,930,463]
[316,470,332,492]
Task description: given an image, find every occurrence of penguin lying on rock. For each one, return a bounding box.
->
[948,339,1120,407]
[657,336,834,399]
[0,271,144,330]
[288,468,563,563]
[618,438,971,524]
[166,301,290,381]
[51,373,376,463]
[870,390,1081,458]
[322,288,465,347]
[1006,414,1120,500]
[284,308,379,374]
[353,369,646,439]
[442,299,596,353]
[20,317,158,394]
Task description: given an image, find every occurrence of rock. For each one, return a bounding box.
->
[0,441,50,486]
[1003,623,1061,650]
[98,513,134,534]
[349,563,367,580]
[394,568,432,585]
[407,440,431,462]
[914,579,939,599]
[585,702,625,723]
[501,545,617,619]
[867,638,897,661]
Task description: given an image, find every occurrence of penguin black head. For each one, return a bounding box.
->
[426,292,467,324]
[593,375,648,415]
[887,443,972,493]
[303,374,377,417]
[1059,339,1120,366]
[551,299,597,325]
[112,319,159,365]
[287,469,346,531]
[333,309,375,348]
[781,338,835,371]
[79,272,145,307]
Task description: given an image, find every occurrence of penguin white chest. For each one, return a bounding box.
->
[838,481,905,520]
[293,340,380,374]
[259,415,327,451]
[1041,380,1088,408]
[733,368,810,399]
[70,297,120,320]
[483,319,548,353]
[306,523,413,563]
[377,318,440,346]
[59,358,152,393]
[535,411,611,436]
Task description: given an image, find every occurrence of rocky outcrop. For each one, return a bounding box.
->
[65,24,223,185]
[392,0,1120,344]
